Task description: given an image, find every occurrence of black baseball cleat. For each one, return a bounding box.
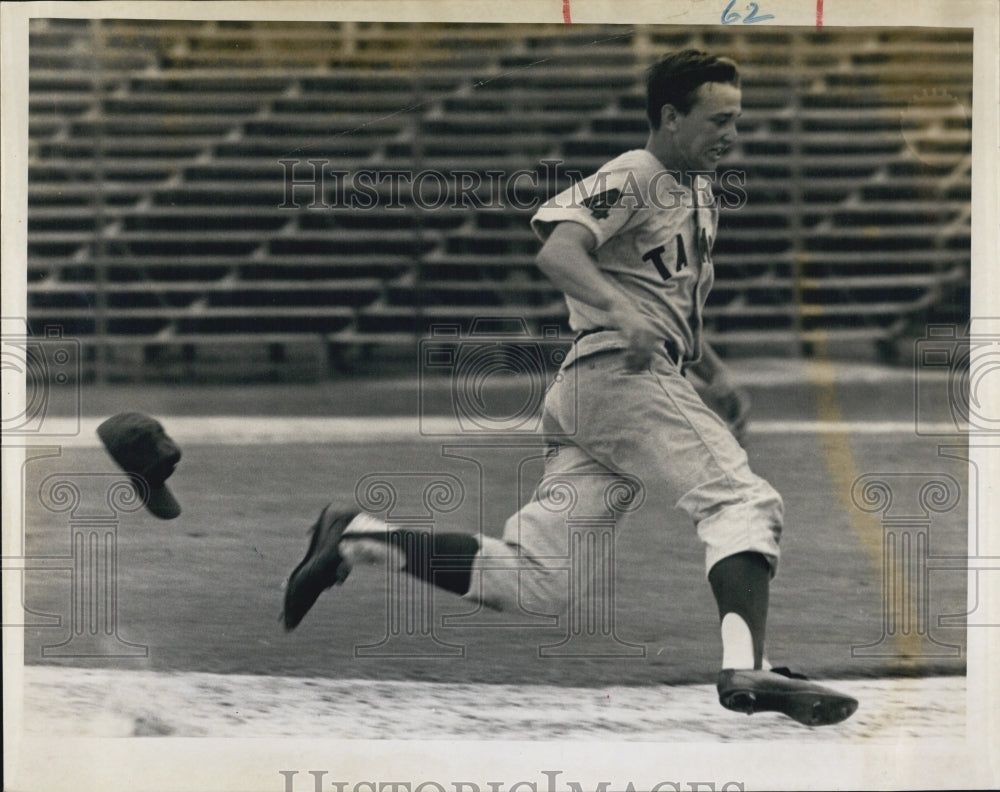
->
[717,667,858,726]
[282,505,358,631]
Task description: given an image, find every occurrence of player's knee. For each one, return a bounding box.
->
[520,569,570,615]
[470,565,568,616]
[743,482,783,549]
[743,478,784,522]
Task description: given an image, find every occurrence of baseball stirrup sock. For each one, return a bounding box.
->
[708,551,771,670]
[342,526,479,596]
[390,531,479,595]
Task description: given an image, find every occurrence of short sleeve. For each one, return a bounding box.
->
[531,166,643,249]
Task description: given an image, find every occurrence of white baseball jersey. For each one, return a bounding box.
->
[531,149,718,364]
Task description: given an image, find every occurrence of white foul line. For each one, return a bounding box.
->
[17,416,968,447]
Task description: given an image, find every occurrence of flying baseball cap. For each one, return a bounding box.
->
[97,412,182,519]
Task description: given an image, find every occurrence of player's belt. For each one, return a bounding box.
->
[573,327,681,365]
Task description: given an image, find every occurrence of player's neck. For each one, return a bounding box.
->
[644,138,693,187]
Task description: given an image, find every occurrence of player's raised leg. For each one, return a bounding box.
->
[281,507,493,631]
[281,441,617,630]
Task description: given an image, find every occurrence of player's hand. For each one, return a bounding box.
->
[611,309,661,371]
[702,379,752,446]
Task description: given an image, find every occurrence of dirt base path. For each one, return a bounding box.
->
[21,665,963,741]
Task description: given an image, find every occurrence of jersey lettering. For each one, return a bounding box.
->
[644,237,691,281]
[676,234,689,271]
[531,150,719,361]
[641,245,671,280]
[698,227,713,265]
[582,188,622,220]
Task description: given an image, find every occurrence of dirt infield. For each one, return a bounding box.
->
[21,665,964,740]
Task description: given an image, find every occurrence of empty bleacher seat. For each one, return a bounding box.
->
[25,20,972,377]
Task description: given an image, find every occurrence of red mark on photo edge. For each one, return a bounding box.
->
[563,0,572,24]
[816,0,824,29]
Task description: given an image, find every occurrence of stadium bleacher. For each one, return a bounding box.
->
[26,19,971,379]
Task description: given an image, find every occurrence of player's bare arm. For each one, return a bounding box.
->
[536,220,661,371]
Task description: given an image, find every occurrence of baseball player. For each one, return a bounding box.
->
[283,50,858,726]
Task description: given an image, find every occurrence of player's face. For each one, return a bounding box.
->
[663,82,742,174]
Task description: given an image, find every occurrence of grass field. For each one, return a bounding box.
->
[20,428,969,683]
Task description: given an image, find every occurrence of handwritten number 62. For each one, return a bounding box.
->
[722,1,775,24]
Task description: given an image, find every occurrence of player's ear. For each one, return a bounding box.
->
[659,103,680,130]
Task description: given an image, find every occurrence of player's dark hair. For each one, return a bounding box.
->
[646,50,740,129]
